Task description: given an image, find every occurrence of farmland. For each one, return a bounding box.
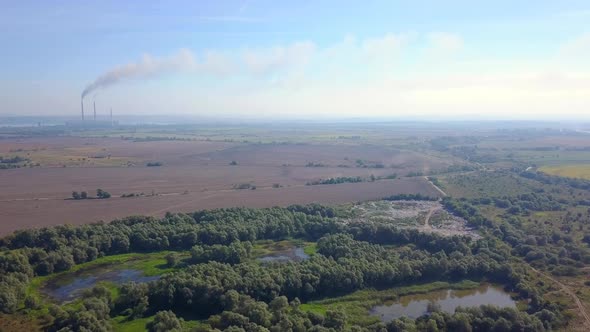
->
[0,126,456,235]
[2,121,590,331]
[539,164,590,180]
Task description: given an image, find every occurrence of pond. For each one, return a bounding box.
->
[43,268,159,302]
[258,247,309,263]
[370,284,516,321]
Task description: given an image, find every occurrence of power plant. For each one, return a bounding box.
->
[80,98,85,120]
[69,98,118,128]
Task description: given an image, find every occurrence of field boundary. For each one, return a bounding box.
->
[424,176,447,197]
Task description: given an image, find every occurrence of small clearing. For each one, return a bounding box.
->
[350,200,480,239]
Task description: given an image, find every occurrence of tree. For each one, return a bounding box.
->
[423,319,440,332]
[72,191,80,200]
[80,191,88,199]
[24,295,40,310]
[448,312,472,332]
[165,253,179,267]
[147,310,182,332]
[427,301,442,313]
[0,284,18,313]
[96,189,111,199]
[132,296,149,318]
[324,310,346,330]
[387,317,417,332]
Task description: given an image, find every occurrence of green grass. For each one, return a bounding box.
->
[112,315,208,332]
[299,303,327,316]
[112,315,152,332]
[27,250,189,310]
[303,243,318,255]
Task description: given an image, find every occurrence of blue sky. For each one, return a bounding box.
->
[1,0,589,119]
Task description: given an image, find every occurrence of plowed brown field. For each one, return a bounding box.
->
[0,137,451,235]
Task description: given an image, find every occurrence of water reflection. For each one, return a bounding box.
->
[259,247,309,263]
[370,284,516,321]
[44,268,159,302]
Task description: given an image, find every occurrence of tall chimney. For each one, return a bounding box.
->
[110,108,113,126]
[81,99,85,120]
[93,101,96,121]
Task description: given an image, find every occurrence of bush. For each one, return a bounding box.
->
[147,310,182,332]
[24,295,40,309]
[97,189,111,199]
[165,253,179,267]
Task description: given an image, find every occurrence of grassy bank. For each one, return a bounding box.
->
[300,280,481,326]
[112,314,207,332]
[27,251,189,306]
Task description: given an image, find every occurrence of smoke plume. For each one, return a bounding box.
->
[81,49,196,99]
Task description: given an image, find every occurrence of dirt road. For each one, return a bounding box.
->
[529,266,590,330]
[424,176,447,197]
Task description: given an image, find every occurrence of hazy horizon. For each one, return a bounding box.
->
[2,114,590,126]
[1,1,589,119]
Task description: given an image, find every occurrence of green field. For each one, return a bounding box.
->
[539,164,590,180]
[440,171,541,198]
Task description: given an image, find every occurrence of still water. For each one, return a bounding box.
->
[258,247,309,263]
[370,284,516,321]
[44,268,159,302]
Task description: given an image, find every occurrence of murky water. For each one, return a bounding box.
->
[259,247,309,263]
[370,284,516,321]
[44,268,159,302]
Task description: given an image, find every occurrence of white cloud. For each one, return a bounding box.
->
[198,50,234,76]
[241,41,316,76]
[220,71,590,119]
[560,32,590,57]
[60,31,590,119]
[427,32,464,53]
[361,33,409,59]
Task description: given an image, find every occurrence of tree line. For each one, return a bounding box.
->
[0,203,566,331]
[71,189,111,200]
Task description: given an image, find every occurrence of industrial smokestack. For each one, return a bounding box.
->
[93,101,96,121]
[110,108,113,127]
[81,99,85,120]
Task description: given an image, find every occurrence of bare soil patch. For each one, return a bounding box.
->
[350,200,480,239]
[0,178,440,236]
[0,137,451,235]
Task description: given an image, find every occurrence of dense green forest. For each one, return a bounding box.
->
[0,200,568,331]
